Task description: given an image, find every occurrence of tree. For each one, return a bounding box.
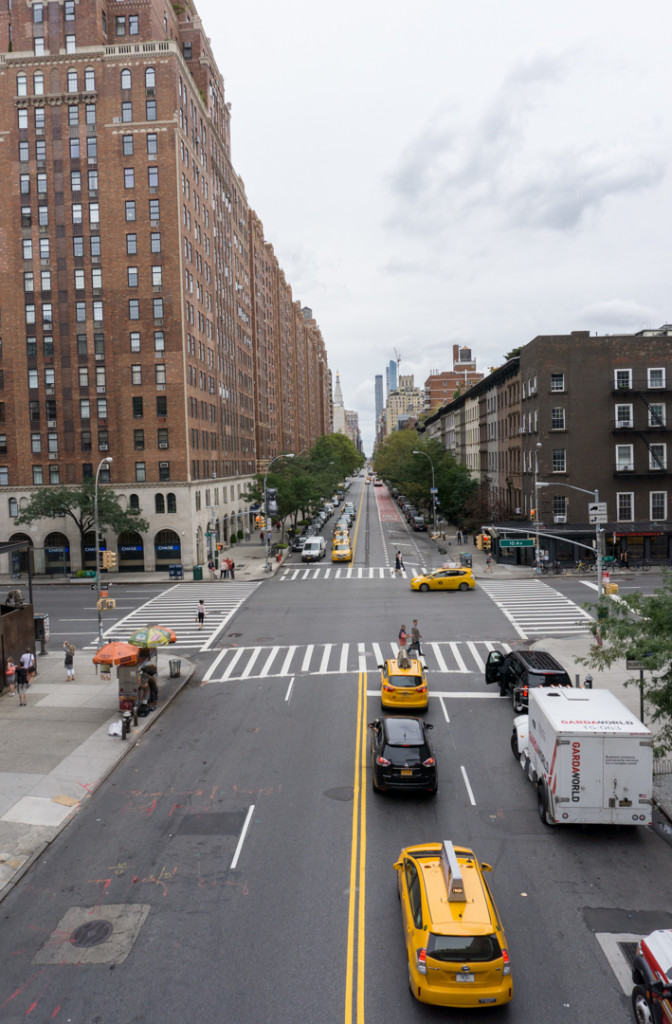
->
[584,572,672,754]
[373,432,477,523]
[15,481,150,566]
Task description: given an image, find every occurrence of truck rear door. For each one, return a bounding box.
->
[603,737,650,810]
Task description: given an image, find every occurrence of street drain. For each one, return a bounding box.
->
[70,920,114,948]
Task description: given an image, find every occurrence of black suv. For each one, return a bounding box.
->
[485,649,571,713]
[368,716,437,795]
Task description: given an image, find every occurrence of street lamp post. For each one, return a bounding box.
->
[94,455,113,648]
[536,480,604,596]
[264,453,294,572]
[412,450,437,534]
[534,443,542,568]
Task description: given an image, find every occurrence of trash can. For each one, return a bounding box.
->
[169,658,181,678]
[192,565,203,581]
[460,552,472,568]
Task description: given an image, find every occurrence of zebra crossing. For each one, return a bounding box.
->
[280,565,419,581]
[477,580,594,639]
[83,581,260,651]
[204,640,511,683]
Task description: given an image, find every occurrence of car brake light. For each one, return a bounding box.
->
[522,687,528,697]
[376,756,391,766]
[382,684,395,692]
[417,686,427,694]
[416,948,427,975]
[422,757,435,767]
[502,948,511,975]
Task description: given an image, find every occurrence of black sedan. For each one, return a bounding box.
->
[368,716,438,795]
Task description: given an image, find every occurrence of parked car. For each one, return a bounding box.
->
[369,716,437,794]
[631,928,672,1023]
[290,535,307,552]
[485,649,571,712]
[412,516,427,531]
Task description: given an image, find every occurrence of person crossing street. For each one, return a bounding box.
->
[408,619,423,657]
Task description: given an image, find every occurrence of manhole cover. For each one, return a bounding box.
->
[70,920,114,948]
[228,632,243,638]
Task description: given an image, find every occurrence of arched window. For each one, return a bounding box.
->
[166,492,176,513]
[67,69,78,92]
[8,498,18,518]
[145,67,155,88]
[17,74,27,97]
[155,493,165,514]
[34,72,44,95]
[120,68,131,90]
[129,493,140,510]
[84,67,95,91]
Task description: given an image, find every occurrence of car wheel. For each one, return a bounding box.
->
[419,583,430,592]
[510,731,520,759]
[459,582,470,591]
[632,985,656,1024]
[537,783,550,825]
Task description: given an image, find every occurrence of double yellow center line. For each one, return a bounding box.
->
[344,671,367,1024]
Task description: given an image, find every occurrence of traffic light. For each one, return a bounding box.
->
[530,508,536,521]
[102,550,117,569]
[483,534,491,551]
[476,534,483,550]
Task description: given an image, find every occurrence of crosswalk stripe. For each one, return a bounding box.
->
[261,646,280,676]
[301,645,314,672]
[241,647,262,679]
[280,645,297,676]
[358,642,367,673]
[478,580,593,640]
[372,642,384,666]
[319,644,333,674]
[222,648,245,680]
[430,642,450,673]
[339,643,349,673]
[449,642,468,673]
[466,641,485,673]
[280,566,409,581]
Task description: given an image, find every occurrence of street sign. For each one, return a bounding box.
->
[589,514,608,524]
[430,487,438,494]
[588,502,607,515]
[500,538,534,548]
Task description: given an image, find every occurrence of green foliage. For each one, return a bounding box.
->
[373,433,477,523]
[583,571,672,754]
[236,530,244,541]
[504,346,522,360]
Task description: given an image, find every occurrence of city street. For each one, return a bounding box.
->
[1,478,671,1022]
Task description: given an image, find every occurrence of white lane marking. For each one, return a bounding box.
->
[448,642,468,673]
[461,766,476,806]
[595,933,640,995]
[372,643,384,667]
[339,643,349,673]
[324,567,332,578]
[438,696,450,724]
[241,646,261,679]
[301,645,314,673]
[203,645,229,682]
[280,645,297,676]
[284,677,294,703]
[319,644,333,674]
[430,642,449,674]
[222,648,245,680]
[466,641,485,673]
[260,646,280,677]
[358,642,367,672]
[486,600,527,639]
[230,804,255,870]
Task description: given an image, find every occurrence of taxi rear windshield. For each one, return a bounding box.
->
[389,675,423,688]
[427,933,501,963]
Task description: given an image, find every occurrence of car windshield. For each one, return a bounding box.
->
[427,933,501,963]
[388,674,423,688]
[383,744,423,765]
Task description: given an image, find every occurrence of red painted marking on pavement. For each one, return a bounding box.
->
[0,970,47,1010]
[373,487,403,523]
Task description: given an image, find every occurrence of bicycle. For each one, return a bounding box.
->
[628,559,651,572]
[539,561,564,575]
[573,560,597,574]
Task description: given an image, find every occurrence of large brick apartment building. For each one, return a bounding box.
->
[424,329,672,562]
[0,0,330,573]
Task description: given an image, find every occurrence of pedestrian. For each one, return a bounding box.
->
[15,660,28,705]
[229,558,235,581]
[220,559,229,579]
[207,559,216,581]
[63,642,75,681]
[409,619,423,657]
[620,549,628,568]
[5,657,16,696]
[486,552,493,573]
[397,624,409,666]
[142,662,158,711]
[196,599,206,630]
[456,530,462,544]
[260,530,265,545]
[394,550,405,576]
[20,648,36,687]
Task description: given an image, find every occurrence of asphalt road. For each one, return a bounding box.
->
[1,479,671,1023]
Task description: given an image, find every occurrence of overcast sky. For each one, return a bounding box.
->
[197,0,671,453]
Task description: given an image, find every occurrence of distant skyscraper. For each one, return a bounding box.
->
[375,375,384,425]
[386,359,398,398]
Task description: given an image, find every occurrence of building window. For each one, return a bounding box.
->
[126,233,137,255]
[123,135,134,157]
[92,300,103,322]
[97,398,107,419]
[19,141,29,162]
[23,239,33,260]
[84,68,95,91]
[158,461,170,481]
[124,167,135,189]
[155,364,166,385]
[31,433,42,453]
[130,331,141,352]
[154,331,165,353]
[615,403,633,428]
[156,396,167,416]
[167,492,176,513]
[35,106,45,129]
[551,448,566,473]
[64,1,75,19]
[71,170,81,192]
[650,444,667,471]
[615,368,632,390]
[132,397,143,418]
[129,493,140,510]
[152,265,162,287]
[150,232,161,253]
[24,272,35,293]
[616,444,634,472]
[145,67,156,88]
[68,105,79,127]
[82,462,93,477]
[149,198,160,220]
[8,497,18,517]
[65,34,76,53]
[78,367,89,387]
[98,429,108,450]
[550,373,564,392]
[129,14,139,35]
[33,466,43,485]
[81,432,91,452]
[18,108,28,130]
[89,202,100,225]
[131,364,142,385]
[135,462,146,482]
[91,267,102,289]
[157,427,168,447]
[90,235,101,257]
[648,367,666,389]
[552,495,567,516]
[129,299,139,320]
[116,16,125,35]
[649,403,666,428]
[29,401,40,422]
[20,174,30,196]
[134,429,144,450]
[17,74,28,97]
[153,298,163,319]
[80,399,90,419]
[148,166,159,188]
[67,69,78,92]
[650,492,667,521]
[155,493,165,513]
[47,432,58,454]
[39,238,50,259]
[86,104,96,125]
[617,492,633,522]
[551,408,565,430]
[146,99,157,121]
[72,202,83,224]
[49,466,60,484]
[87,137,97,162]
[120,68,132,90]
[127,266,138,287]
[34,37,46,56]
[122,101,133,123]
[147,133,157,155]
[34,72,44,95]
[125,201,136,222]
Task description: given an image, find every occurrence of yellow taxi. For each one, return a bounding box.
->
[394,840,513,1008]
[332,529,349,545]
[332,541,352,562]
[379,657,428,711]
[410,567,475,592]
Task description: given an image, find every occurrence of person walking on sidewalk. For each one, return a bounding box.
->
[456,530,462,544]
[486,552,494,573]
[197,599,206,630]
[208,559,216,581]
[228,558,235,581]
[16,662,28,706]
[409,619,423,657]
[63,642,75,681]
[20,648,35,687]
[5,657,16,696]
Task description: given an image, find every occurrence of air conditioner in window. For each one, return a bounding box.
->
[96,385,106,393]
[48,452,58,459]
[45,386,55,395]
[554,515,567,523]
[156,383,165,390]
[95,353,104,360]
[47,419,56,427]
[158,441,168,449]
[99,443,108,450]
